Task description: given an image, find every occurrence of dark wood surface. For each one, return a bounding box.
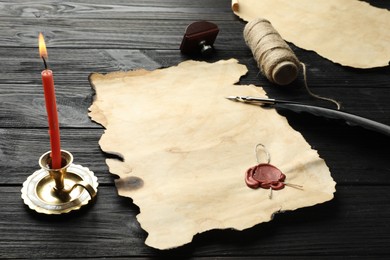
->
[1,0,389,258]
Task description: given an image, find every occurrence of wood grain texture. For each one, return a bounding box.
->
[0,18,245,50]
[0,0,233,20]
[1,0,390,257]
[1,186,390,258]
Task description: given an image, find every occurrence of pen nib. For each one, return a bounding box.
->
[225,96,252,102]
[225,96,240,101]
[225,96,278,105]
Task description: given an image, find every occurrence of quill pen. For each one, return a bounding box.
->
[226,96,390,137]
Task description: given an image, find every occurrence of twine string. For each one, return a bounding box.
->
[244,18,341,110]
[301,62,341,110]
[244,18,300,86]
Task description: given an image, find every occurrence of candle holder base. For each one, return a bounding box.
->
[22,158,98,215]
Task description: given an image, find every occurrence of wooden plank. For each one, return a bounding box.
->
[0,128,111,184]
[0,0,386,22]
[0,49,162,85]
[0,18,246,50]
[1,185,390,258]
[0,0,233,20]
[0,90,97,128]
[0,128,389,185]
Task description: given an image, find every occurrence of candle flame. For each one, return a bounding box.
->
[39,32,48,58]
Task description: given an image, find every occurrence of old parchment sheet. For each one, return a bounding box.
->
[88,59,336,249]
[233,0,390,68]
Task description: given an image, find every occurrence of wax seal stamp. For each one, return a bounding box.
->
[180,21,219,56]
[245,144,303,199]
[21,150,98,214]
[245,163,286,190]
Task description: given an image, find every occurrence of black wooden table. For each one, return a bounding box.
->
[1,0,389,258]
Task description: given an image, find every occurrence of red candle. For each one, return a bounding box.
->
[39,33,62,169]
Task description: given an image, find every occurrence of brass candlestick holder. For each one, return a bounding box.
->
[21,150,98,214]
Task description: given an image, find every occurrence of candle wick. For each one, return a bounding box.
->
[42,56,48,70]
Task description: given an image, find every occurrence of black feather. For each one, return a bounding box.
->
[275,103,390,137]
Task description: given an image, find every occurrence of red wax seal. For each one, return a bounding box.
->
[245,163,286,190]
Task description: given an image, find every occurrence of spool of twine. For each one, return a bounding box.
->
[244,18,300,86]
